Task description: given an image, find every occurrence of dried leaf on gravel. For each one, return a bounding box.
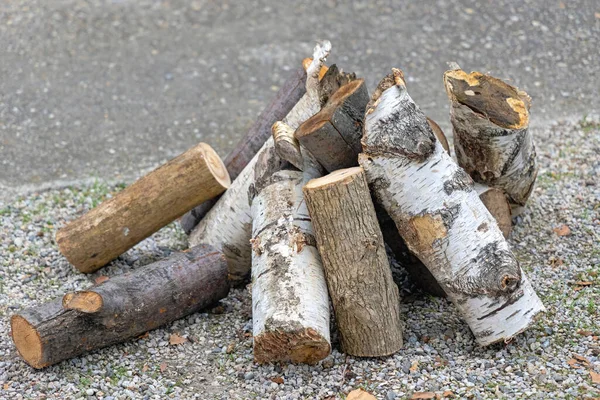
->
[142,364,148,373]
[94,275,109,284]
[578,329,594,336]
[169,333,187,345]
[160,362,167,373]
[137,332,149,340]
[591,370,600,384]
[270,376,284,384]
[575,281,594,286]
[574,354,591,365]
[410,360,419,372]
[442,390,455,398]
[346,389,376,400]
[411,392,436,399]
[553,224,571,236]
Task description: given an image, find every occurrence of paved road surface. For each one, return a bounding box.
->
[1,0,598,201]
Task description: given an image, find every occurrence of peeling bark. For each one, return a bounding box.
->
[359,69,544,345]
[251,170,330,364]
[11,245,228,369]
[56,143,230,273]
[304,167,402,356]
[444,68,538,209]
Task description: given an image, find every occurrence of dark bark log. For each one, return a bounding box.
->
[296,79,370,172]
[304,167,402,357]
[180,67,307,234]
[11,245,229,369]
[56,143,230,273]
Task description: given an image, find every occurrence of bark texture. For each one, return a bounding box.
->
[296,79,370,172]
[303,167,402,356]
[251,170,330,364]
[359,69,544,346]
[56,143,230,273]
[180,67,307,234]
[189,42,330,285]
[11,245,229,369]
[444,68,538,209]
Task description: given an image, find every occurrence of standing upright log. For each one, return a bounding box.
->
[303,167,402,356]
[180,67,307,234]
[251,170,330,364]
[443,68,538,212]
[359,68,544,346]
[295,79,370,172]
[189,42,330,285]
[56,143,230,273]
[11,244,229,369]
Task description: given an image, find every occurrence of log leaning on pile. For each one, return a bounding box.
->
[444,68,538,214]
[304,167,403,357]
[251,169,330,364]
[11,244,229,369]
[56,143,230,274]
[358,68,544,345]
[180,67,307,234]
[189,41,331,285]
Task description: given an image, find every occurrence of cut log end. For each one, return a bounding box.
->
[10,315,44,369]
[254,328,331,364]
[199,142,231,189]
[272,121,303,169]
[62,291,103,313]
[443,69,530,129]
[304,166,362,189]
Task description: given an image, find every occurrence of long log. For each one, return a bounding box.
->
[189,42,330,285]
[443,68,538,212]
[11,244,229,369]
[251,170,330,364]
[303,167,402,356]
[56,143,230,273]
[180,67,307,234]
[359,68,544,346]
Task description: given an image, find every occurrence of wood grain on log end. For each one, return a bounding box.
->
[254,328,331,364]
[62,291,103,313]
[272,121,303,170]
[10,315,45,369]
[199,142,232,189]
[443,69,530,130]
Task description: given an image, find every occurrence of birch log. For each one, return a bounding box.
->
[443,68,538,211]
[11,244,228,369]
[296,79,370,172]
[180,67,307,234]
[57,143,230,273]
[359,68,544,345]
[251,170,330,364]
[189,42,330,285]
[304,167,402,356]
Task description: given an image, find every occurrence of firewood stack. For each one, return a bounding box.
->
[11,41,545,369]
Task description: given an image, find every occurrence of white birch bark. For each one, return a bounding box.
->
[444,68,538,210]
[359,69,544,346]
[188,42,330,284]
[251,170,330,364]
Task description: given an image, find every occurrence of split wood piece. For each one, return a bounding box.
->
[180,67,307,234]
[475,183,512,239]
[443,68,538,211]
[56,143,230,273]
[303,167,402,356]
[359,68,544,346]
[427,117,450,153]
[318,64,357,106]
[251,170,330,364]
[11,244,228,369]
[302,57,329,81]
[296,79,370,172]
[189,42,330,285]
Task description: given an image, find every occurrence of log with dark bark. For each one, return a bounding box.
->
[180,67,308,234]
[295,79,370,172]
[304,167,402,357]
[11,244,228,369]
[189,42,330,285]
[359,68,544,345]
[251,170,330,364]
[56,143,230,273]
[443,68,537,213]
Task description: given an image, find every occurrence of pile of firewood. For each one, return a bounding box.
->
[10,41,545,369]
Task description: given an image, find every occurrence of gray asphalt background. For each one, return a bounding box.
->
[1,0,598,201]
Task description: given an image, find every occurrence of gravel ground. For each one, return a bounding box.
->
[0,118,599,399]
